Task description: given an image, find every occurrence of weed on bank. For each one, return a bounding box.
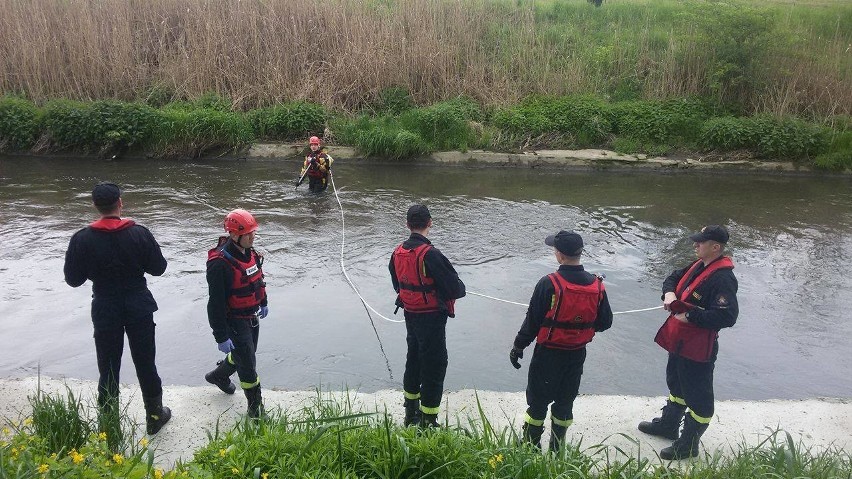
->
[2,388,851,478]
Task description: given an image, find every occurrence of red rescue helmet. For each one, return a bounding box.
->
[309,136,321,145]
[224,209,258,235]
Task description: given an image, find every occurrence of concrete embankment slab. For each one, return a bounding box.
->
[1,377,849,469]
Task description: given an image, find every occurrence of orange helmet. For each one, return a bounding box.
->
[224,209,258,235]
[309,136,321,145]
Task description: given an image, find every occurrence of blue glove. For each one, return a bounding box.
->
[218,339,234,354]
[258,305,269,319]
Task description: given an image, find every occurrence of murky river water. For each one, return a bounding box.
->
[1,157,851,400]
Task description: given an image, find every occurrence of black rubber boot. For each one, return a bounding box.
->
[419,412,440,429]
[548,422,569,453]
[638,400,686,440]
[521,422,545,449]
[244,386,264,418]
[143,395,172,435]
[205,359,237,395]
[660,414,708,460]
[403,398,421,427]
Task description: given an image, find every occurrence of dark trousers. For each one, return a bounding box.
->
[94,314,162,406]
[526,345,587,422]
[228,317,261,388]
[403,314,448,411]
[308,175,328,192]
[666,352,715,419]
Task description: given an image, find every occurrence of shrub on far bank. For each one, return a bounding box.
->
[248,102,327,140]
[701,115,830,160]
[158,109,254,158]
[0,96,41,151]
[42,99,161,154]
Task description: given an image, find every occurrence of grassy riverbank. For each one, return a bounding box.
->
[2,387,851,479]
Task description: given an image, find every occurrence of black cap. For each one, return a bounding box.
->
[689,225,729,244]
[406,204,432,229]
[92,182,121,206]
[545,230,584,256]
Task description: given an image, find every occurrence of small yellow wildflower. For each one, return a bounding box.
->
[219,448,227,457]
[68,448,77,456]
[139,437,149,448]
[98,432,108,441]
[112,453,124,465]
[72,451,85,464]
[262,473,269,479]
[38,464,49,473]
[23,418,33,426]
[154,468,164,479]
[231,467,240,474]
[488,453,504,469]
[11,447,19,459]
[2,427,10,435]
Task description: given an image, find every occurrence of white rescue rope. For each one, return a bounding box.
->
[468,290,663,315]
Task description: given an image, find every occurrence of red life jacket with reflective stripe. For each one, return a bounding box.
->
[392,243,455,315]
[207,238,266,319]
[305,152,331,178]
[536,273,604,350]
[654,257,735,362]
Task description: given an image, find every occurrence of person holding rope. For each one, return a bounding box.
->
[509,230,613,452]
[63,182,172,435]
[203,209,269,418]
[296,136,334,192]
[390,204,466,428]
[638,225,738,460]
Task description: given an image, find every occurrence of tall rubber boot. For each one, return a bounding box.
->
[638,400,686,440]
[142,395,172,435]
[419,412,440,429]
[244,386,264,418]
[660,414,708,460]
[548,422,569,453]
[521,422,544,449]
[205,359,237,394]
[403,398,421,427]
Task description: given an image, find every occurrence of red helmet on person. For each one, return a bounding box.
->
[224,209,258,235]
[309,136,321,145]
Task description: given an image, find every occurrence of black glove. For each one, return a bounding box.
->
[509,347,524,369]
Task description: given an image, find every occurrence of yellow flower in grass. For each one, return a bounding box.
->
[38,464,49,473]
[139,437,149,448]
[98,432,107,441]
[231,467,240,474]
[112,453,124,465]
[23,418,33,426]
[488,453,504,469]
[262,473,269,479]
[219,448,227,457]
[2,427,10,435]
[11,447,19,458]
[71,451,85,464]
[154,469,164,479]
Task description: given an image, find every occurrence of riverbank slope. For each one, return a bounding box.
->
[1,377,849,468]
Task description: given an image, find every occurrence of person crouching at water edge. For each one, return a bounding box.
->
[63,182,172,435]
[509,230,613,451]
[390,204,466,428]
[204,209,270,418]
[297,136,334,192]
[638,225,738,460]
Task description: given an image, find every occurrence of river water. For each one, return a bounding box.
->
[1,157,851,400]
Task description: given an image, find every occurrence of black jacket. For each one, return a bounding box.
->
[662,256,738,332]
[389,233,466,318]
[514,264,613,350]
[206,239,268,343]
[64,217,167,328]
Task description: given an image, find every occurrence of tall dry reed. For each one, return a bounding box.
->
[0,0,849,118]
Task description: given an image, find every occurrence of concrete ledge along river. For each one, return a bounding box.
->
[1,156,851,401]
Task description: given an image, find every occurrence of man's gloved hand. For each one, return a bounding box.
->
[509,347,524,369]
[258,305,269,319]
[218,339,234,354]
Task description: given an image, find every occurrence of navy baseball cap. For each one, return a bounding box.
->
[92,182,121,206]
[689,225,729,244]
[406,204,431,228]
[545,230,584,256]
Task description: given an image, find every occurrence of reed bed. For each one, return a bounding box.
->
[0,0,849,119]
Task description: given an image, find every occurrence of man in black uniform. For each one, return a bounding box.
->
[204,209,269,418]
[389,204,465,428]
[63,182,171,435]
[509,230,613,452]
[638,225,738,460]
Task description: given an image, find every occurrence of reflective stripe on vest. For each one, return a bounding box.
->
[207,239,266,319]
[654,257,735,362]
[536,273,604,350]
[392,243,455,315]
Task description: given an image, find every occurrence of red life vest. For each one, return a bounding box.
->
[392,243,455,315]
[654,257,735,362]
[536,273,604,350]
[207,237,266,319]
[305,152,331,178]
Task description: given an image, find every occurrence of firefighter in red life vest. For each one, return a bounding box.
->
[509,230,613,452]
[638,225,738,460]
[298,136,334,192]
[204,209,269,418]
[389,204,466,428]
[63,182,171,436]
